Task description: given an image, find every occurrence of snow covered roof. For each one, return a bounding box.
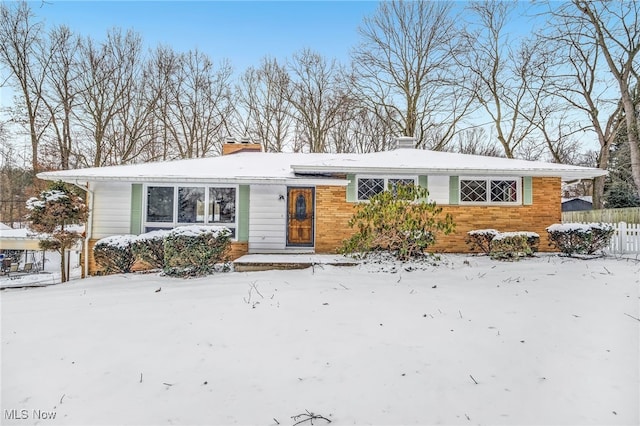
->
[291,149,607,180]
[0,227,42,251]
[37,153,346,185]
[561,196,593,204]
[37,149,606,184]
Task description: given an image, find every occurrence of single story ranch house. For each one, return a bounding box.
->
[37,137,606,275]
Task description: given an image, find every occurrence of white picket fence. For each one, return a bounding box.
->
[606,222,640,254]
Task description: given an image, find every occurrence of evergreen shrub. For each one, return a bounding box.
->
[131,230,170,269]
[94,235,137,274]
[466,230,539,260]
[465,229,500,254]
[489,232,539,261]
[341,184,455,261]
[163,225,231,277]
[546,223,614,256]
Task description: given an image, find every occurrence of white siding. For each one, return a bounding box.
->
[249,185,287,252]
[428,175,450,204]
[91,182,132,238]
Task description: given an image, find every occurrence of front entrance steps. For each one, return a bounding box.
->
[233,254,359,272]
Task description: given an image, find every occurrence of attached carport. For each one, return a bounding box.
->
[0,226,45,271]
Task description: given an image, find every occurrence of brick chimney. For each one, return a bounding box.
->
[222,137,262,155]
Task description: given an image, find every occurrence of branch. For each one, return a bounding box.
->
[624,313,640,322]
[291,410,332,426]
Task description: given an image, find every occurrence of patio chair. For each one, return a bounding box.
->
[20,262,33,273]
[1,259,11,274]
[9,263,18,273]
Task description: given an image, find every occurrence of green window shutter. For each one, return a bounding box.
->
[523,176,533,205]
[418,175,428,201]
[237,185,250,242]
[418,175,428,189]
[346,174,357,202]
[130,184,143,234]
[449,176,459,205]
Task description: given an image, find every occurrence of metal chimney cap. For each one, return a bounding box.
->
[394,136,416,149]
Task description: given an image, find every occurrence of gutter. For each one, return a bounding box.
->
[37,175,349,187]
[292,166,609,181]
[69,180,93,279]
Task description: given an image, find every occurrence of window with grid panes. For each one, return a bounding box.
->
[460,180,487,202]
[357,178,385,200]
[389,178,416,194]
[357,177,418,201]
[460,178,519,204]
[490,180,518,202]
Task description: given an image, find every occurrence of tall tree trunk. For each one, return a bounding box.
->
[59,249,67,283]
[621,92,640,197]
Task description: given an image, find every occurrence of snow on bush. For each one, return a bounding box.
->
[546,223,614,256]
[25,190,69,211]
[465,229,500,254]
[93,235,137,274]
[467,230,540,260]
[25,182,89,283]
[131,230,171,270]
[490,232,539,261]
[163,225,232,277]
[466,229,540,260]
[341,184,454,261]
[494,231,540,253]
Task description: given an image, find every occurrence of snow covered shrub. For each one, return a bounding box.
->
[93,235,137,274]
[466,229,500,254]
[131,230,171,270]
[546,223,614,256]
[467,230,539,257]
[489,232,539,261]
[341,184,455,261]
[163,225,231,277]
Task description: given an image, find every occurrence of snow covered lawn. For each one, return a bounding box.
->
[1,255,638,425]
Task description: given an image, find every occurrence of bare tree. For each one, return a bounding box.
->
[0,1,49,171]
[287,49,352,153]
[74,28,143,167]
[160,49,233,158]
[352,0,471,149]
[570,0,640,198]
[39,25,82,170]
[450,128,502,157]
[145,45,182,161]
[103,51,160,165]
[543,0,633,207]
[347,105,397,153]
[460,1,543,159]
[236,57,293,152]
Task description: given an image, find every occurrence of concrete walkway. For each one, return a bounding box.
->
[233,254,359,272]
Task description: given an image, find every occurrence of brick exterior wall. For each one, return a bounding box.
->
[313,177,561,254]
[431,177,561,252]
[314,185,358,253]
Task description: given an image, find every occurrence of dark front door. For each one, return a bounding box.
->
[286,187,314,247]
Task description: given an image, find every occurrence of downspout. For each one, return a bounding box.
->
[71,180,94,278]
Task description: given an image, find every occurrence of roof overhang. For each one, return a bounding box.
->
[37,174,349,187]
[292,165,608,181]
[0,237,43,251]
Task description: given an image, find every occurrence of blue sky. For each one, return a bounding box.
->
[25,0,382,71]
